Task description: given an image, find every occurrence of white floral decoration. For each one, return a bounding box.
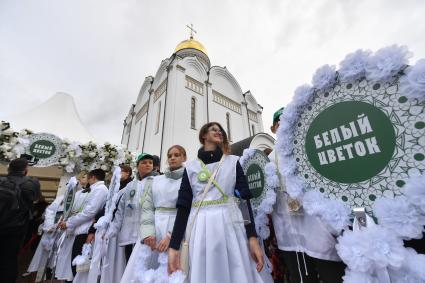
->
[336,226,405,273]
[302,191,350,234]
[373,196,425,239]
[0,121,134,173]
[404,174,425,214]
[293,84,315,108]
[169,270,186,283]
[388,248,425,282]
[400,59,425,101]
[365,45,411,82]
[275,46,425,282]
[312,64,337,90]
[342,270,379,283]
[339,49,371,82]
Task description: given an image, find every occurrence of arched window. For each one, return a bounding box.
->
[155,101,161,134]
[191,97,196,129]
[251,124,255,136]
[226,112,232,141]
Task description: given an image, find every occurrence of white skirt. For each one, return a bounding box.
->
[187,202,265,283]
[125,211,176,283]
[55,233,76,281]
[97,235,126,283]
[28,235,48,273]
[120,241,158,283]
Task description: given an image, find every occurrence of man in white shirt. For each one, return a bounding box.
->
[57,169,108,282]
[270,108,345,283]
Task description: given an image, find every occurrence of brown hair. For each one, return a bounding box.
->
[167,145,187,157]
[198,122,231,154]
[120,165,133,177]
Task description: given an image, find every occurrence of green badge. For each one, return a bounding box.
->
[130,189,136,198]
[197,169,210,182]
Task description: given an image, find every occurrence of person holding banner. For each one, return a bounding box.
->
[27,171,87,280]
[55,169,108,282]
[269,108,345,283]
[106,153,157,262]
[167,122,265,283]
[120,145,187,282]
[75,165,133,283]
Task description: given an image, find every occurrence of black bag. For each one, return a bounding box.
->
[0,176,31,231]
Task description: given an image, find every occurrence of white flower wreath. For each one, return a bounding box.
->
[275,45,425,281]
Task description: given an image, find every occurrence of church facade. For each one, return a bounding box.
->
[121,36,266,165]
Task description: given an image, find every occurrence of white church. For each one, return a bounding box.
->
[121,29,274,164]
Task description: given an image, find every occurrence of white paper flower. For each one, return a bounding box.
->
[373,196,425,239]
[366,227,405,269]
[339,49,371,82]
[312,65,337,90]
[337,226,405,272]
[169,270,186,283]
[400,59,425,101]
[285,175,305,199]
[343,269,379,283]
[88,151,96,158]
[336,229,374,272]
[293,84,315,108]
[404,174,425,214]
[366,45,411,82]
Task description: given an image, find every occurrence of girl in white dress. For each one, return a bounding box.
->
[120,145,187,282]
[168,122,265,283]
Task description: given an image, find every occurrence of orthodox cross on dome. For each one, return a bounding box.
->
[186,23,197,39]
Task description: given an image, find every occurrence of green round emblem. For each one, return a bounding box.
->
[305,101,396,183]
[30,140,56,159]
[292,75,425,211]
[197,169,210,182]
[241,150,270,215]
[130,189,136,198]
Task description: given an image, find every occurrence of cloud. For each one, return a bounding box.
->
[1,0,425,144]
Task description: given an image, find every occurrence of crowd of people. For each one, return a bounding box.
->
[2,109,398,283]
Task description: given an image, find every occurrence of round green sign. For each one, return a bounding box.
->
[305,101,396,183]
[246,163,265,198]
[241,149,270,214]
[29,140,56,159]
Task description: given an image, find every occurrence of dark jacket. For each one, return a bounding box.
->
[0,173,41,235]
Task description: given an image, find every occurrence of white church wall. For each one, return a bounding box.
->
[122,43,266,168]
[209,67,249,141]
[164,57,209,162]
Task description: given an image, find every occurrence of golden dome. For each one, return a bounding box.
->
[174,37,208,56]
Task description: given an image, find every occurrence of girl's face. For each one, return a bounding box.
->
[203,124,223,145]
[137,159,154,177]
[168,147,186,170]
[120,170,130,181]
[79,174,88,186]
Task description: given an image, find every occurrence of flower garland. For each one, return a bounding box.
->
[0,121,134,173]
[0,121,33,161]
[276,45,425,281]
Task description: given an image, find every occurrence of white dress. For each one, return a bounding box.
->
[185,155,264,283]
[120,170,182,283]
[85,189,127,283]
[56,182,108,281]
[27,195,64,274]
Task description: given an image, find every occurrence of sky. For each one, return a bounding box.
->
[1,0,425,144]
